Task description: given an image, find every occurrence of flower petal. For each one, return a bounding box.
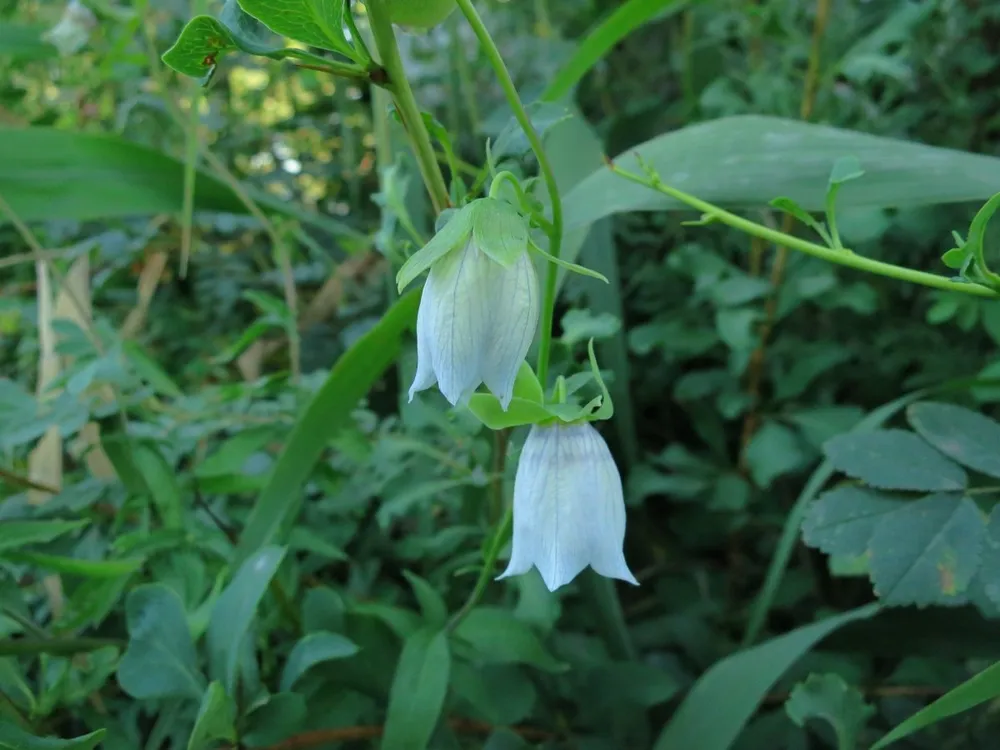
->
[422,240,493,405]
[482,251,539,410]
[499,422,637,592]
[407,283,438,402]
[580,425,638,586]
[499,424,589,591]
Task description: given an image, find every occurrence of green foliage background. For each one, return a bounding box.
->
[4,0,1000,748]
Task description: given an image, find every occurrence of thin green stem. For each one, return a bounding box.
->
[447,503,512,632]
[366,0,450,214]
[611,164,1000,300]
[454,0,564,387]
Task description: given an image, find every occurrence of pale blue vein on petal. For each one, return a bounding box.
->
[498,422,638,592]
[424,240,493,405]
[483,250,540,410]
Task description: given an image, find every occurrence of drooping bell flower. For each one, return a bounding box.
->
[397,199,539,409]
[499,421,638,592]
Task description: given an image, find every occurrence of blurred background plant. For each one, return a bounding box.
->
[4,0,1000,748]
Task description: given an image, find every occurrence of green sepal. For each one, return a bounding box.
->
[395,203,475,292]
[466,342,614,430]
[512,361,544,404]
[467,395,552,430]
[529,240,609,284]
[472,198,529,268]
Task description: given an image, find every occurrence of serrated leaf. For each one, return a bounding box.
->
[472,199,529,267]
[907,402,1000,480]
[207,546,286,696]
[383,629,450,750]
[869,494,985,606]
[0,723,104,750]
[802,486,904,557]
[117,584,205,700]
[785,673,874,750]
[395,203,474,292]
[966,505,1000,615]
[279,631,359,692]
[188,681,237,750]
[823,429,967,491]
[236,0,352,56]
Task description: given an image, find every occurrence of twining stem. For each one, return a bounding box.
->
[610,165,1000,299]
[454,0,564,388]
[366,0,451,214]
[741,0,831,455]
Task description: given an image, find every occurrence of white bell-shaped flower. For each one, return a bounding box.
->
[409,238,539,408]
[499,422,638,592]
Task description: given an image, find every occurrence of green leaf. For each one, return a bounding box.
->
[117,584,205,700]
[566,116,1000,229]
[801,487,904,557]
[823,429,967,491]
[242,693,307,748]
[382,629,450,750]
[132,444,184,529]
[208,546,286,695]
[472,199,529,267]
[907,401,1000,480]
[236,0,352,56]
[395,204,474,292]
[0,520,87,553]
[542,0,692,101]
[869,493,985,606]
[0,128,357,238]
[559,309,621,347]
[161,16,240,78]
[235,291,419,562]
[0,551,144,579]
[491,102,572,161]
[785,673,874,750]
[279,631,360,692]
[466,395,552,430]
[451,664,537,726]
[828,155,865,186]
[188,681,237,750]
[0,24,57,60]
[0,723,105,750]
[769,196,825,233]
[402,571,447,628]
[0,658,35,713]
[452,607,566,673]
[871,660,1000,749]
[745,420,809,489]
[653,604,880,750]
